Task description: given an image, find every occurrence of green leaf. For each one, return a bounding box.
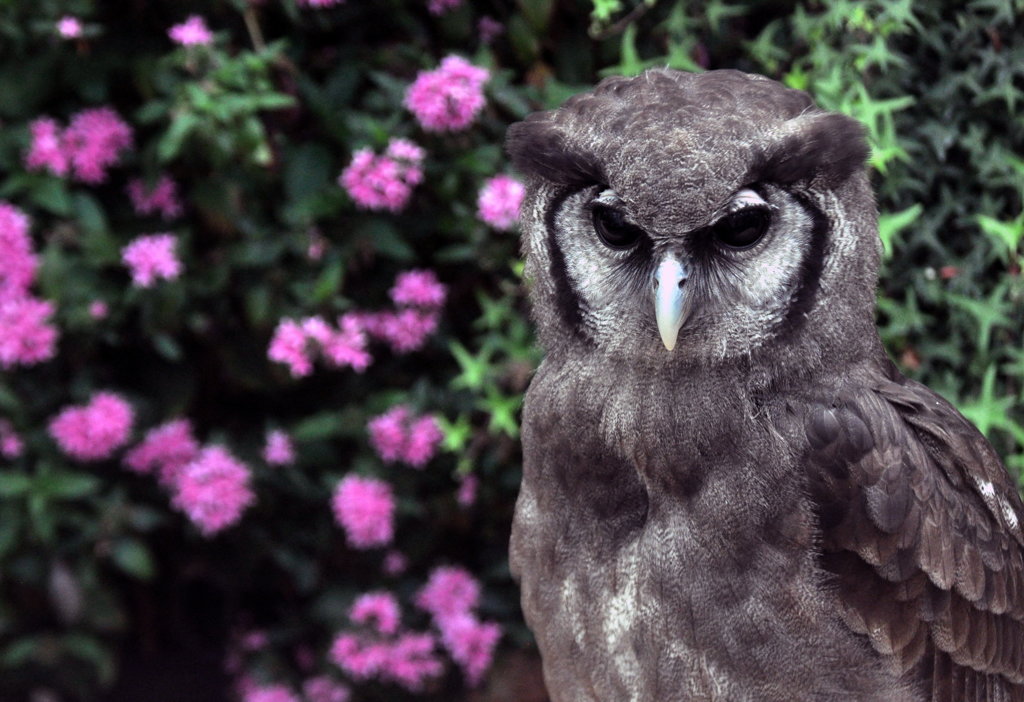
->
[877,203,922,257]
[111,538,156,580]
[158,112,200,162]
[976,213,1024,260]
[292,412,344,441]
[33,472,101,500]
[0,472,31,498]
[29,178,74,216]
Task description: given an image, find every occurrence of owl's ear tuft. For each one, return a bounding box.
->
[506,116,605,187]
[753,112,869,187]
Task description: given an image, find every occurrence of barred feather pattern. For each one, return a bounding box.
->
[793,361,1024,701]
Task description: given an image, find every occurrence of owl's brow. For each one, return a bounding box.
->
[506,121,606,187]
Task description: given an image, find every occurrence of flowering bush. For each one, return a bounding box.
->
[0,1,1020,701]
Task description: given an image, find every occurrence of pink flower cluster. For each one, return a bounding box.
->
[427,0,462,14]
[416,566,501,686]
[26,107,133,183]
[302,676,350,702]
[49,391,134,462]
[339,138,425,212]
[263,429,295,466]
[57,16,83,39]
[296,0,345,7]
[127,175,183,220]
[404,55,489,133]
[389,269,447,308]
[268,313,371,378]
[171,446,255,536]
[241,683,298,702]
[367,405,444,468]
[355,268,447,355]
[477,174,525,230]
[331,475,394,549]
[168,15,214,47]
[123,419,200,487]
[0,420,23,459]
[330,593,443,691]
[0,202,58,368]
[121,234,182,288]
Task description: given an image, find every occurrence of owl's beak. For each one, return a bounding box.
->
[654,256,688,351]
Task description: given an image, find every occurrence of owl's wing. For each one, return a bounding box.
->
[796,364,1024,701]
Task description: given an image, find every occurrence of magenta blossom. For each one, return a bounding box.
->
[123,419,200,487]
[49,392,134,462]
[367,405,443,468]
[359,308,439,354]
[477,174,525,230]
[57,16,83,38]
[383,550,408,576]
[296,0,345,6]
[263,429,295,466]
[478,16,504,44]
[242,684,299,702]
[302,677,350,702]
[168,15,214,46]
[389,269,446,309]
[268,314,372,378]
[122,233,182,288]
[0,201,38,301]
[127,175,183,220]
[63,107,133,183]
[331,475,395,549]
[0,296,58,369]
[339,138,425,212]
[404,55,489,132]
[439,613,502,686]
[268,318,314,377]
[172,446,255,536]
[0,420,23,459]
[427,0,462,15]
[329,631,442,692]
[88,300,108,319]
[457,473,478,508]
[25,118,69,177]
[350,591,401,636]
[415,566,481,621]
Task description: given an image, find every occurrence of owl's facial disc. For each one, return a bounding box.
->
[654,256,688,351]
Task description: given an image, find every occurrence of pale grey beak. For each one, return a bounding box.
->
[654,257,688,351]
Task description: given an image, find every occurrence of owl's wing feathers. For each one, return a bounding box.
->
[796,365,1024,700]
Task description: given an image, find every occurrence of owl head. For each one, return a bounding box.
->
[506,69,882,378]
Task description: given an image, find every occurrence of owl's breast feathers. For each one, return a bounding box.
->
[792,361,1024,700]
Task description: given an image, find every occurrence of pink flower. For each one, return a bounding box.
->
[383,550,408,576]
[240,630,269,651]
[57,16,83,38]
[0,296,58,368]
[380,632,444,691]
[122,234,182,288]
[268,318,314,377]
[172,446,255,536]
[0,202,38,302]
[367,405,410,463]
[263,429,295,466]
[25,118,69,177]
[389,270,446,309]
[368,406,443,468]
[329,633,388,680]
[363,308,439,354]
[302,676,350,702]
[0,420,23,459]
[123,419,200,487]
[339,139,425,212]
[456,474,478,508]
[415,566,480,621]
[321,314,372,372]
[127,175,183,220]
[296,0,345,6]
[478,16,504,44]
[168,15,214,46]
[49,392,134,462]
[242,683,299,702]
[438,614,501,686]
[88,300,108,319]
[63,107,133,183]
[307,230,326,260]
[332,475,395,549]
[427,0,462,15]
[477,174,525,230]
[404,55,489,133]
[350,591,401,635]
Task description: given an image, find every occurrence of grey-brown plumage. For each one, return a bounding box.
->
[506,69,1024,701]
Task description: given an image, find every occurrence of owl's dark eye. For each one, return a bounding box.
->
[713,208,771,250]
[592,205,644,250]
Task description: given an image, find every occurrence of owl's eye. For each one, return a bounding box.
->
[592,205,644,250]
[713,208,770,250]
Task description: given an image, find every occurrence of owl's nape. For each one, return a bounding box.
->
[508,68,1024,702]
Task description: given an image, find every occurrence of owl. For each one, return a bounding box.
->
[505,69,1024,702]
